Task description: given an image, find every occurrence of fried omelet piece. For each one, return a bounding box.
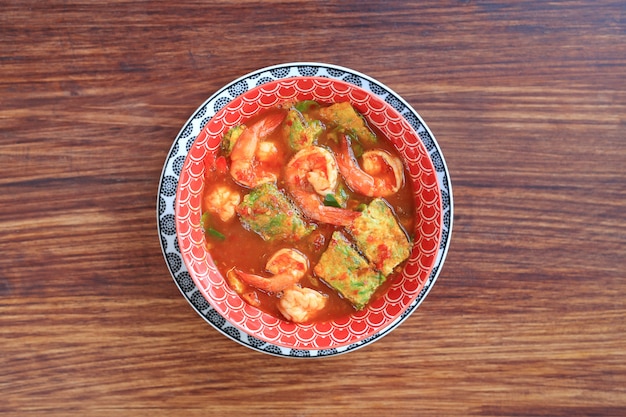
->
[348,198,412,276]
[282,107,324,151]
[318,101,377,143]
[237,182,315,242]
[221,124,246,157]
[314,231,384,310]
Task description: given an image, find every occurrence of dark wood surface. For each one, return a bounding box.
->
[2,1,625,416]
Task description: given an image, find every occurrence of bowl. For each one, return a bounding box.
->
[163,63,452,357]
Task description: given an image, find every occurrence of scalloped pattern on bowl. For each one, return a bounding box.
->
[175,77,442,350]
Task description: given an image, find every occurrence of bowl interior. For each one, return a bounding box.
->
[175,77,442,349]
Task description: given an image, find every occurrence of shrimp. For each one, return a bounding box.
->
[336,134,404,197]
[229,111,286,188]
[278,286,328,323]
[203,185,241,222]
[285,146,359,227]
[230,248,308,293]
[225,270,261,307]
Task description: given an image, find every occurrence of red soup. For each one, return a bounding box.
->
[201,100,415,324]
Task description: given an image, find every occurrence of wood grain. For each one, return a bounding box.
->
[2,1,625,416]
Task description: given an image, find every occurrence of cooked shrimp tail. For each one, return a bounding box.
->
[232,270,300,293]
[336,134,404,197]
[289,190,359,227]
[229,111,286,188]
[285,146,359,227]
[231,248,308,293]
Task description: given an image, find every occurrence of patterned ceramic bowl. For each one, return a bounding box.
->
[165,63,452,357]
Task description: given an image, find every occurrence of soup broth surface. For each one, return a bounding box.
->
[201,100,415,323]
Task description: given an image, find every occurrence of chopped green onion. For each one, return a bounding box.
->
[337,185,349,204]
[201,212,211,227]
[202,212,226,240]
[207,227,226,241]
[295,100,319,113]
[323,194,342,208]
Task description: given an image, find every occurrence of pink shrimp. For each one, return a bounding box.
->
[230,248,308,293]
[278,286,328,323]
[285,146,359,227]
[229,111,286,188]
[202,185,241,222]
[336,134,405,197]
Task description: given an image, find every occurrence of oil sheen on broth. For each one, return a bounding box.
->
[201,100,414,324]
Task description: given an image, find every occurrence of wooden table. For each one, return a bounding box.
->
[2,1,624,415]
